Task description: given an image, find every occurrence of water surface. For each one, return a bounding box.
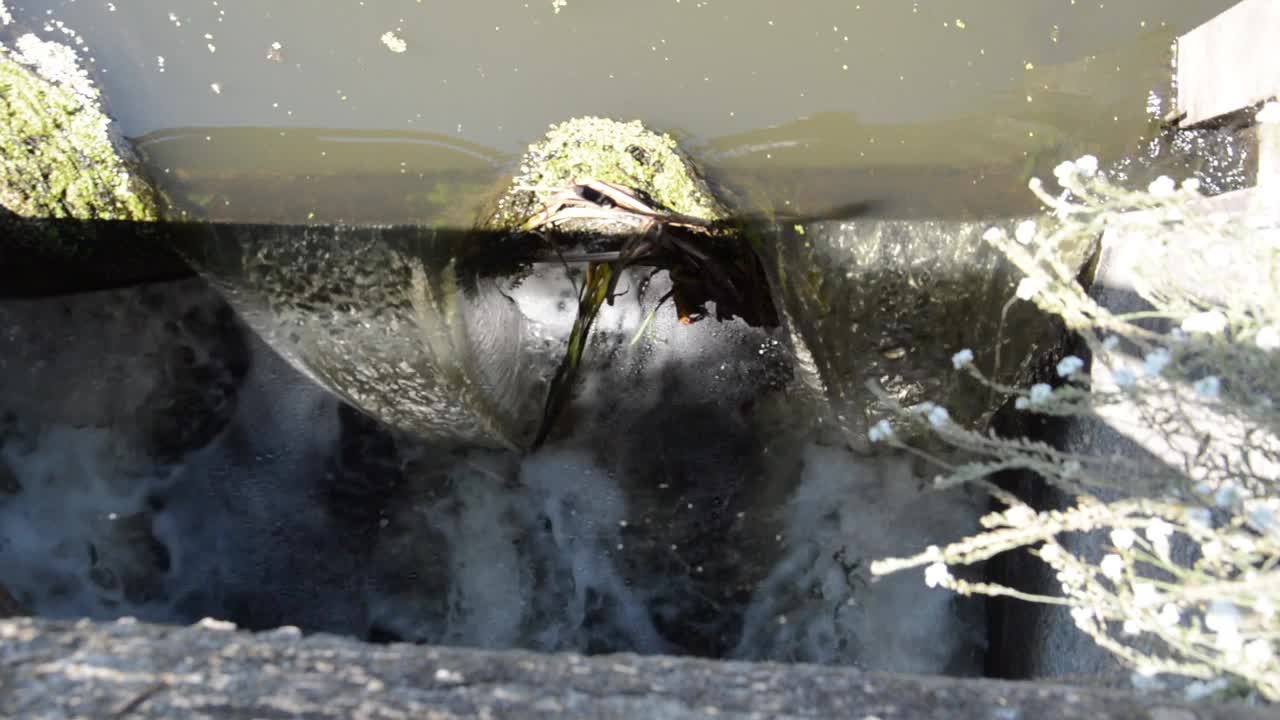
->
[3,0,1238,222]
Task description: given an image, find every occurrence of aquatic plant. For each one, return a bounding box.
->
[869,105,1280,702]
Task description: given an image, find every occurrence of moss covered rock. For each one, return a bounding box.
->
[483,116,724,231]
[0,34,156,220]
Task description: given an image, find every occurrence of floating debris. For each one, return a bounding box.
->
[380,30,407,54]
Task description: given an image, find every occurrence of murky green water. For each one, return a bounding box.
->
[3,1,1237,222]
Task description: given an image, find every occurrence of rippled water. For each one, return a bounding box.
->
[1,0,1239,222]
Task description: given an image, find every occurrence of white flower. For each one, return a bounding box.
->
[1028,383,1053,404]
[1257,100,1280,124]
[1113,367,1137,387]
[926,405,951,428]
[1069,606,1094,626]
[1075,154,1099,176]
[924,562,952,588]
[1205,600,1241,635]
[1246,499,1279,537]
[1200,539,1224,562]
[1214,483,1240,508]
[1193,376,1220,399]
[1110,527,1137,550]
[1038,543,1062,563]
[1122,619,1140,636]
[1004,505,1036,526]
[1056,355,1084,377]
[1180,310,1227,335]
[1184,507,1212,532]
[1100,553,1125,580]
[1133,582,1159,608]
[1147,175,1176,197]
[1014,397,1029,410]
[1053,160,1078,183]
[1256,325,1280,351]
[1244,640,1274,667]
[1158,603,1181,628]
[1257,598,1276,619]
[1142,348,1171,376]
[951,348,974,369]
[1145,518,1174,543]
[982,226,1005,243]
[1015,276,1045,300]
[1014,219,1037,245]
[868,419,895,443]
[1181,178,1201,193]
[1101,335,1120,351]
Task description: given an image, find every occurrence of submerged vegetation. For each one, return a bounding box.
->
[484,117,778,447]
[870,105,1280,702]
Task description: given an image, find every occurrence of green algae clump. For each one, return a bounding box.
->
[1,36,157,220]
[484,116,724,230]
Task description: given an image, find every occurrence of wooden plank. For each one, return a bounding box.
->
[1177,0,1280,126]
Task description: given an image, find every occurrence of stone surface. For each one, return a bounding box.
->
[0,617,1269,720]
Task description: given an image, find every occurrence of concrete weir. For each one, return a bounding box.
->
[1,1,1278,717]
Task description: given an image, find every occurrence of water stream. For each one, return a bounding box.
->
[0,0,1252,677]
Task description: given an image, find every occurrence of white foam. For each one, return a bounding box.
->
[732,443,985,674]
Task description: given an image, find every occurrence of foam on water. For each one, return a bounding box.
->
[1,276,985,674]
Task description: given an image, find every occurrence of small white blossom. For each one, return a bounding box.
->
[1246,499,1279,537]
[1122,619,1140,636]
[1205,600,1241,635]
[1101,335,1120,351]
[1185,507,1212,532]
[1038,543,1062,563]
[1180,310,1227,335]
[1100,553,1125,580]
[1244,640,1273,667]
[1014,219,1037,245]
[1257,598,1276,619]
[926,405,951,428]
[1028,383,1053,404]
[1146,518,1174,543]
[1193,375,1220,399]
[924,562,953,588]
[1056,355,1084,377]
[868,419,895,443]
[1147,175,1176,197]
[951,348,974,369]
[1053,160,1078,183]
[1113,366,1137,387]
[1142,348,1171,376]
[1255,325,1280,351]
[1074,154,1098,176]
[1004,505,1036,526]
[1214,482,1241,509]
[1158,603,1181,628]
[1200,539,1224,562]
[1181,178,1201,193]
[1110,527,1137,550]
[1014,397,1029,410]
[1133,582,1159,608]
[1015,276,1045,300]
[1070,606,1092,623]
[981,226,1005,243]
